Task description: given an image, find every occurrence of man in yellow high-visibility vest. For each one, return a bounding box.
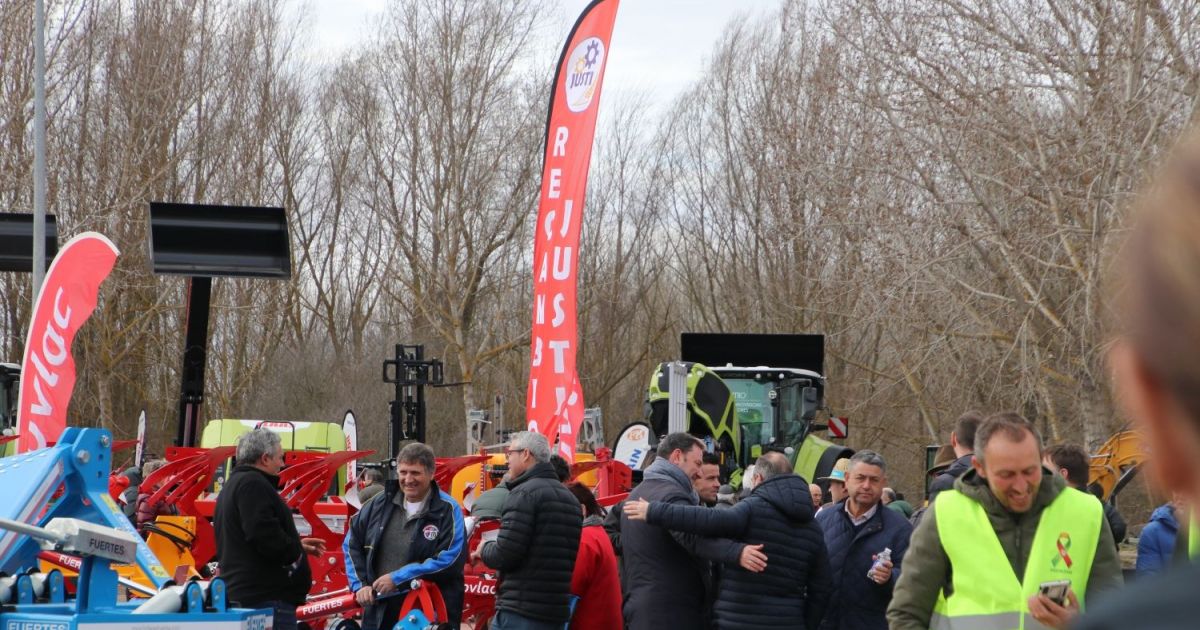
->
[888,413,1123,630]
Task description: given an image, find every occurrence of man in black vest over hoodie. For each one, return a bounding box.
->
[215,428,325,630]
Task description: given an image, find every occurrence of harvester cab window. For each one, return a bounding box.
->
[720,371,823,469]
[725,378,776,462]
[773,379,811,449]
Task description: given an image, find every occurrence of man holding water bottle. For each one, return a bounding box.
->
[815,450,912,630]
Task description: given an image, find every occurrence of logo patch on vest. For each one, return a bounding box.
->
[1052,531,1073,569]
[423,524,439,541]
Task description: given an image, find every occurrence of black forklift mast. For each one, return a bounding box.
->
[148,202,292,448]
[382,344,444,460]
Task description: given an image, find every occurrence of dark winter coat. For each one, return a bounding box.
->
[214,464,311,606]
[1075,559,1200,630]
[118,467,143,520]
[645,473,832,630]
[815,499,913,630]
[1104,501,1128,548]
[620,458,745,630]
[479,461,582,624]
[927,453,973,502]
[886,500,914,519]
[343,480,466,629]
[1136,504,1179,577]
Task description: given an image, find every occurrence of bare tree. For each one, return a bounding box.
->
[351,0,547,447]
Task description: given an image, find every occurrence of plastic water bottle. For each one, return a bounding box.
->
[868,547,892,580]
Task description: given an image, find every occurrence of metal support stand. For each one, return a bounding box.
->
[175,277,211,448]
[383,345,444,459]
[667,362,688,435]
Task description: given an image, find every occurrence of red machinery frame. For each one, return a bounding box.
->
[141,445,236,566]
[140,444,632,630]
[279,449,375,598]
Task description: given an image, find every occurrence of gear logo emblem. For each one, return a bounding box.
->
[565,37,606,113]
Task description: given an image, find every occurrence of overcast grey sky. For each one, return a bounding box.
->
[293,1,783,116]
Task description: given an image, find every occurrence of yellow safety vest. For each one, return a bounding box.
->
[1189,513,1198,559]
[931,487,1102,630]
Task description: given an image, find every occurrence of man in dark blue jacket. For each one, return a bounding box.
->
[926,411,982,503]
[816,450,912,630]
[344,443,466,630]
[625,451,831,629]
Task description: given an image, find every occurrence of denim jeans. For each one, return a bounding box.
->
[245,600,297,630]
[491,609,564,630]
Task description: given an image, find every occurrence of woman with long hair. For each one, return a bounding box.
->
[564,481,622,630]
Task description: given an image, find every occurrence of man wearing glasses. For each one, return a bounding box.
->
[472,431,582,629]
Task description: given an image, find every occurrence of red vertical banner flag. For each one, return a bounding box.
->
[526,0,620,462]
[16,232,120,452]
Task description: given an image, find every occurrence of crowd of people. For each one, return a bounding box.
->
[201,128,1200,630]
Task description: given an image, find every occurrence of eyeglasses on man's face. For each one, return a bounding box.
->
[504,447,528,456]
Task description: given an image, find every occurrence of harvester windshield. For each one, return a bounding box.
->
[717,368,821,466]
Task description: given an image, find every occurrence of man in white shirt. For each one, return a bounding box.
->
[343,443,466,630]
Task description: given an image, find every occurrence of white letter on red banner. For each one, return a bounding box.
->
[16,232,120,452]
[526,0,620,461]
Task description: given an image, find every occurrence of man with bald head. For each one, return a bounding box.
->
[625,451,831,629]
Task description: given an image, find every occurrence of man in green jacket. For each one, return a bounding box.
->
[887,413,1123,630]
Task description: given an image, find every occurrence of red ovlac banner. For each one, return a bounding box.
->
[16,232,120,452]
[527,0,620,461]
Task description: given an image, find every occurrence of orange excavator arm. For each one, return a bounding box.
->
[1088,430,1144,502]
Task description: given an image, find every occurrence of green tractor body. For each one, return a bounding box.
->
[200,418,350,495]
[660,333,853,485]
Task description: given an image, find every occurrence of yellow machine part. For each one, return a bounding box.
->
[449,452,602,507]
[573,452,599,487]
[1088,430,1143,502]
[38,558,146,592]
[451,454,506,507]
[143,516,201,583]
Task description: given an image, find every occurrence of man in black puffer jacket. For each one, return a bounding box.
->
[625,451,832,630]
[474,431,581,629]
[215,429,326,630]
